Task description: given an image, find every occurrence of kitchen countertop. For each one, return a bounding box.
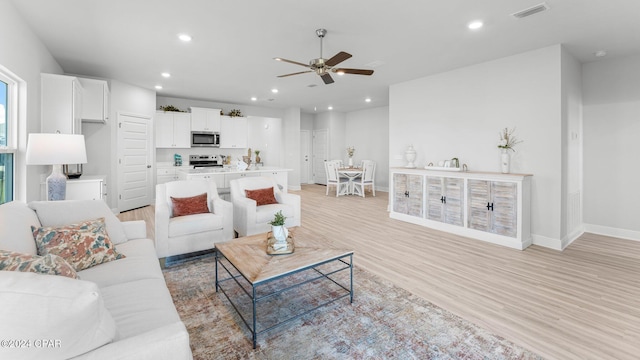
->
[178,166,292,175]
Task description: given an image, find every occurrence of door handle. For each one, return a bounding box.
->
[147,165,151,168]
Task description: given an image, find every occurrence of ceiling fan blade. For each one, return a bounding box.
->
[333,68,374,76]
[277,70,313,78]
[320,73,334,84]
[325,51,352,67]
[274,57,310,68]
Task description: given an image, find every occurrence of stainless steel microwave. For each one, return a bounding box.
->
[191,131,220,147]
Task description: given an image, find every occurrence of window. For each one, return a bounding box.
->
[0,69,15,204]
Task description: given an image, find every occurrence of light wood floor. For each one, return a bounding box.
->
[119,185,640,360]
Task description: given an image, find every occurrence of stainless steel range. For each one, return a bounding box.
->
[189,155,224,168]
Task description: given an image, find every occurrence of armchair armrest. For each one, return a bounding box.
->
[155,194,171,258]
[275,192,301,227]
[121,220,147,240]
[232,197,257,236]
[212,198,234,241]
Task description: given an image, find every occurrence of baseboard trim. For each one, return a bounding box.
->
[583,223,640,242]
[531,234,563,250]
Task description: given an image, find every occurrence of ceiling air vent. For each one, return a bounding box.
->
[511,2,550,19]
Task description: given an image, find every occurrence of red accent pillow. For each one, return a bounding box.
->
[171,193,209,217]
[245,187,278,206]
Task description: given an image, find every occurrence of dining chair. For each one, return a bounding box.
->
[352,160,376,197]
[324,161,349,197]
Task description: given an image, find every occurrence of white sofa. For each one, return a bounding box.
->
[230,176,301,237]
[0,200,192,360]
[155,180,233,261]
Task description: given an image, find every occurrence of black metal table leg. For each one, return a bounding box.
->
[252,285,257,349]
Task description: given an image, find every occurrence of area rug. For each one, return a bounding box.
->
[163,254,542,359]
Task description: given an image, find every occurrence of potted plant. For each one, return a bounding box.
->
[269,210,288,244]
[254,150,261,164]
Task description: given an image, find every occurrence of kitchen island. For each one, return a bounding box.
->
[177,166,292,199]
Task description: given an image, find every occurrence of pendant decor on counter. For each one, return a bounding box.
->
[501,148,510,173]
[405,145,417,168]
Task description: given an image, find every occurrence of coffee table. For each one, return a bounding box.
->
[215,227,354,348]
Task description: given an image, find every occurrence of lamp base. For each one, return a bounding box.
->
[47,164,67,201]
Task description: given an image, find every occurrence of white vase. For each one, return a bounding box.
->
[348,157,354,167]
[271,225,288,243]
[501,149,510,173]
[405,145,417,168]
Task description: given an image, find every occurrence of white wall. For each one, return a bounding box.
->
[582,53,640,240]
[0,0,63,202]
[390,45,564,247]
[345,106,390,190]
[560,47,583,245]
[282,108,301,190]
[314,111,346,161]
[108,80,156,210]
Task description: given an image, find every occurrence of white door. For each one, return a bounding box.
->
[117,112,153,211]
[300,130,311,184]
[312,129,328,184]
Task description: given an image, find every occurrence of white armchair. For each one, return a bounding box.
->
[155,180,233,261]
[230,176,301,237]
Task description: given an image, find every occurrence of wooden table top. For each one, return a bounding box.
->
[216,227,354,285]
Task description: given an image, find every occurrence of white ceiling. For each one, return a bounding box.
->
[10,0,640,114]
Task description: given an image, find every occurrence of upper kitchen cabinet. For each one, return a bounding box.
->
[190,107,221,132]
[155,111,191,148]
[220,115,247,149]
[78,78,109,123]
[41,73,83,134]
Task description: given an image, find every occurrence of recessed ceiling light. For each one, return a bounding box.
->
[178,34,192,42]
[271,88,278,93]
[161,72,171,78]
[594,50,607,57]
[328,106,333,110]
[155,85,163,90]
[251,97,257,101]
[468,21,483,30]
[365,98,372,103]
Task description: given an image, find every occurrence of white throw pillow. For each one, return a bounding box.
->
[29,200,128,245]
[0,201,40,255]
[0,271,117,360]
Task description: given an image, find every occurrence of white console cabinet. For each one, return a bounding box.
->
[390,168,532,250]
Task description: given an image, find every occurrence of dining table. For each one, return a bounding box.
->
[338,167,363,195]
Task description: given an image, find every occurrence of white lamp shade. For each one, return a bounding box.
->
[26,133,87,165]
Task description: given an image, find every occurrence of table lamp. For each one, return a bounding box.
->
[26,133,87,201]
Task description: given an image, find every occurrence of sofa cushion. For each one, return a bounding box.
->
[170,193,209,218]
[29,200,128,245]
[0,201,40,255]
[78,239,163,288]
[32,217,125,272]
[245,187,278,206]
[100,278,182,340]
[0,249,79,279]
[255,203,295,224]
[0,271,116,360]
[168,212,224,238]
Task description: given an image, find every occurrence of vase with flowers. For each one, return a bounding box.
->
[497,127,523,173]
[346,146,355,167]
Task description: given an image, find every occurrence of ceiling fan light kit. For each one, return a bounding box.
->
[275,28,374,84]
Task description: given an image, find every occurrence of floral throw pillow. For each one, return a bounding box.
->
[31,217,125,272]
[245,187,278,206]
[170,193,209,217]
[0,249,79,279]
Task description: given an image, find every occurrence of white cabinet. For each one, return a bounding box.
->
[468,180,518,238]
[392,173,423,218]
[390,168,532,250]
[155,111,191,148]
[41,73,83,134]
[426,176,464,226]
[65,176,106,201]
[261,170,289,192]
[78,78,109,123]
[220,116,248,149]
[190,107,221,132]
[157,167,180,185]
